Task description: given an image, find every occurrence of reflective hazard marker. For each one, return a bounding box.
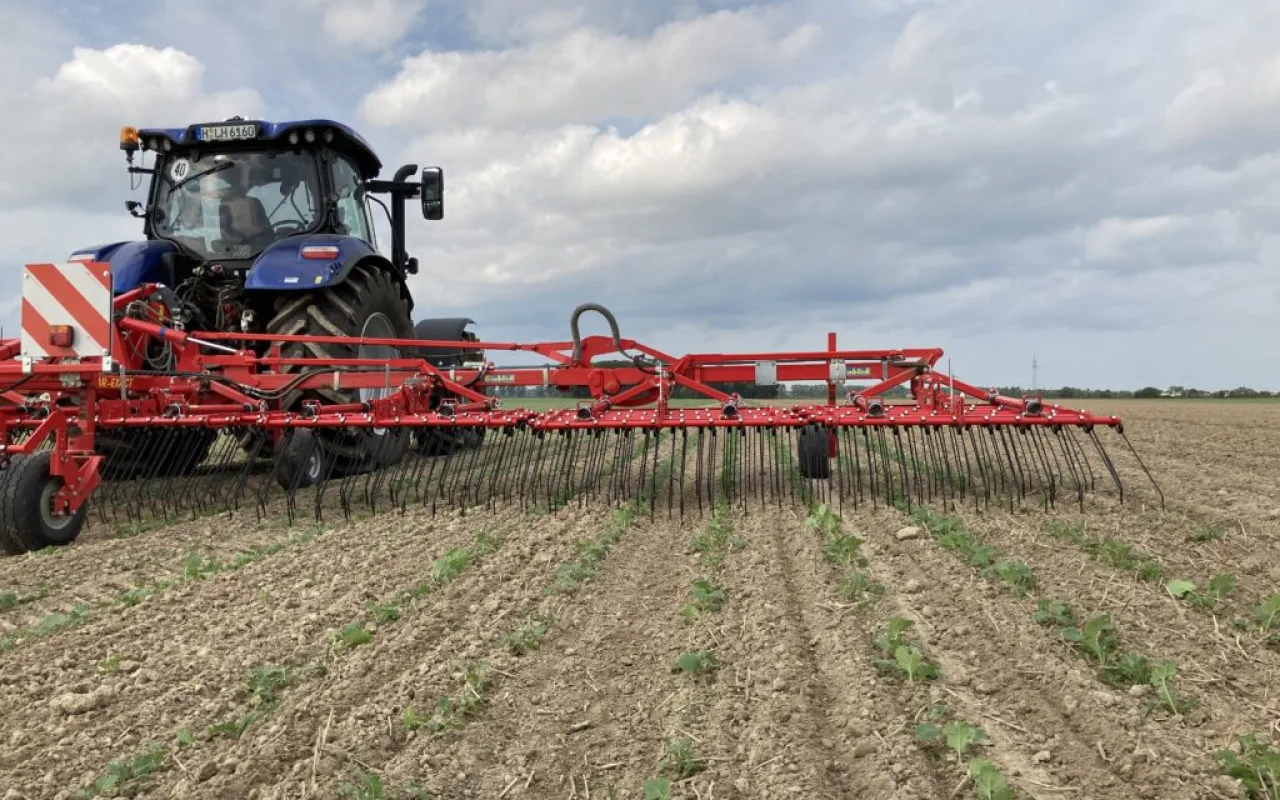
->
[21,262,113,359]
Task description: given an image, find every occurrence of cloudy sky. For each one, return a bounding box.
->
[0,0,1275,390]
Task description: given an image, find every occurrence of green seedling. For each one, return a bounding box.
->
[1253,594,1280,632]
[1186,523,1225,543]
[916,720,986,763]
[675,650,721,681]
[969,759,1016,800]
[838,571,884,605]
[336,622,373,649]
[367,601,401,624]
[690,512,744,568]
[176,728,195,748]
[643,778,672,800]
[661,737,706,779]
[875,616,915,656]
[1033,599,1076,627]
[823,533,868,568]
[503,614,553,655]
[73,744,169,799]
[340,770,386,800]
[1167,574,1236,612]
[406,661,495,735]
[181,551,221,580]
[893,645,939,682]
[432,548,472,585]
[1213,734,1280,799]
[1100,651,1152,688]
[990,560,1036,595]
[680,577,727,621]
[247,665,294,707]
[1061,614,1119,667]
[805,503,842,538]
[0,590,16,610]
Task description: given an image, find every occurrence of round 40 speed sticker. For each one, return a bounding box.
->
[169,158,191,182]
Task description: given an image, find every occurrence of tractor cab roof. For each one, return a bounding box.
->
[133,117,383,178]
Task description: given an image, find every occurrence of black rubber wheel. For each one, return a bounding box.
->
[272,429,327,490]
[0,451,88,555]
[96,428,218,481]
[415,426,485,456]
[265,264,414,481]
[796,424,831,480]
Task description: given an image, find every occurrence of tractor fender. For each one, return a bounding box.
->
[69,241,179,294]
[414,317,479,368]
[244,234,402,297]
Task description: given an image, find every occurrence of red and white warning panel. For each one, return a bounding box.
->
[21,262,113,360]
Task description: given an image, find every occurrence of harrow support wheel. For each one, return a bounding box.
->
[265,264,415,483]
[0,452,87,555]
[415,426,485,456]
[273,429,326,490]
[797,424,832,480]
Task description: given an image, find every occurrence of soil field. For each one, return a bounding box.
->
[0,400,1277,799]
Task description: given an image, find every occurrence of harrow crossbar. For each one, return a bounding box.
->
[0,271,1161,554]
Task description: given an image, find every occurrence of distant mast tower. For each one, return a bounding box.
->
[1032,353,1038,393]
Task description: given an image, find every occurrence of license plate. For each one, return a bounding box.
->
[197,124,258,142]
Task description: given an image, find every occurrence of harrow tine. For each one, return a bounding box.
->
[1119,429,1165,509]
[1052,426,1086,511]
[1029,427,1058,509]
[1088,427,1125,503]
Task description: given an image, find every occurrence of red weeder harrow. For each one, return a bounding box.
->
[0,264,1161,554]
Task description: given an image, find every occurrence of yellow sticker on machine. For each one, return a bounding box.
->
[96,375,131,390]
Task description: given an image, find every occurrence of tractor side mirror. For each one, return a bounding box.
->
[420,167,443,220]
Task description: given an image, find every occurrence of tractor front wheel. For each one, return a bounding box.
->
[265,264,415,484]
[0,452,88,555]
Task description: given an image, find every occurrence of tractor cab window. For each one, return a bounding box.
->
[153,150,320,260]
[330,155,373,244]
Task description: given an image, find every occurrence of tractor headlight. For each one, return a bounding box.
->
[288,131,299,145]
[304,129,315,143]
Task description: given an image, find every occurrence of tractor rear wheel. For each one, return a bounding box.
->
[0,451,88,555]
[265,264,414,483]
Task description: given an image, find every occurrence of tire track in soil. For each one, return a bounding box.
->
[848,507,1205,800]
[0,507,520,797]
[369,511,697,799]
[145,507,614,799]
[700,509,952,799]
[959,509,1280,733]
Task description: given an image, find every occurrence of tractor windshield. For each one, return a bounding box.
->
[152,149,321,260]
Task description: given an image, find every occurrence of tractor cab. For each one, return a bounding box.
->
[110,118,441,288]
[123,118,397,267]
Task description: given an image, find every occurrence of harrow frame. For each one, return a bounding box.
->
[0,264,1162,552]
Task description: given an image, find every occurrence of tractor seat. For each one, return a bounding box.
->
[219,195,273,247]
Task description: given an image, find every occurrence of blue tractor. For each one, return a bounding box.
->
[75,117,482,480]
